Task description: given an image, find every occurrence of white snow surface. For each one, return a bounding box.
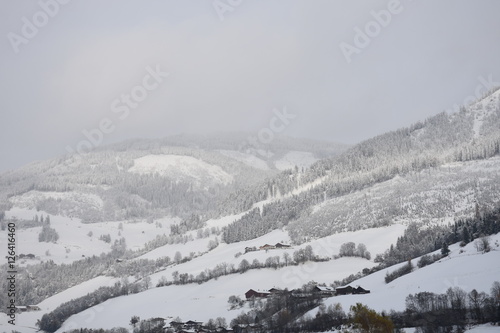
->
[128,154,234,187]
[218,150,270,170]
[469,87,500,138]
[0,276,118,333]
[465,324,500,333]
[304,232,500,317]
[48,225,405,332]
[3,207,498,333]
[0,208,178,265]
[274,151,318,171]
[9,190,104,210]
[55,258,377,332]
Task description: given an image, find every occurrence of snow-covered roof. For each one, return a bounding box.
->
[315,286,334,291]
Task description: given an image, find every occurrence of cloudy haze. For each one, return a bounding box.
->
[1,0,500,173]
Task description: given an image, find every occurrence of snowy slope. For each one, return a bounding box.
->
[467,87,500,138]
[218,150,270,171]
[33,225,401,332]
[274,151,319,171]
[53,258,376,332]
[0,223,405,332]
[289,156,500,239]
[304,232,500,317]
[128,154,234,188]
[219,150,321,171]
[465,324,500,333]
[54,231,500,332]
[0,208,178,266]
[141,225,405,284]
[9,191,104,212]
[0,276,118,333]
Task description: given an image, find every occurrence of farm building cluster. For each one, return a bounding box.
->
[244,243,291,253]
[15,305,41,313]
[167,320,262,333]
[245,285,370,300]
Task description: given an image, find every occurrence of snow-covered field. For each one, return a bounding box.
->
[54,258,373,332]
[0,208,178,266]
[218,150,270,170]
[305,232,500,317]
[0,211,406,333]
[53,231,500,332]
[218,150,319,171]
[0,276,119,333]
[298,156,500,236]
[465,324,500,333]
[1,206,498,333]
[274,151,318,171]
[128,154,234,187]
[142,225,405,285]
[468,87,500,138]
[9,191,104,211]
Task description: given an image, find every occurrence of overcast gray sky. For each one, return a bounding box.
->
[1,0,500,173]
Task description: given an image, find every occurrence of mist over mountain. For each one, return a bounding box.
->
[223,87,500,243]
[0,133,348,222]
[1,88,500,333]
[3,1,500,331]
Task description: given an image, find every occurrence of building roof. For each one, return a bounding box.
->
[246,289,270,293]
[315,286,334,292]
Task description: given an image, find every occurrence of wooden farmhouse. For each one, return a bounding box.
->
[313,285,335,297]
[335,285,370,295]
[245,289,271,299]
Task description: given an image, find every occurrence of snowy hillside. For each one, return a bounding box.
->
[218,150,270,171]
[222,87,500,244]
[288,156,500,240]
[0,223,405,332]
[0,134,346,222]
[1,208,178,266]
[304,232,500,315]
[128,154,234,188]
[4,226,497,333]
[274,151,319,171]
[1,90,500,333]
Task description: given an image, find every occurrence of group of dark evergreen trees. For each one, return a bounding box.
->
[36,214,60,242]
[221,89,500,244]
[376,205,500,267]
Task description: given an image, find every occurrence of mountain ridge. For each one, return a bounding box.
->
[1,87,500,333]
[0,134,348,222]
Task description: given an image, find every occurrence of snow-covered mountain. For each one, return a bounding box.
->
[1,88,500,333]
[0,134,348,222]
[224,87,500,243]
